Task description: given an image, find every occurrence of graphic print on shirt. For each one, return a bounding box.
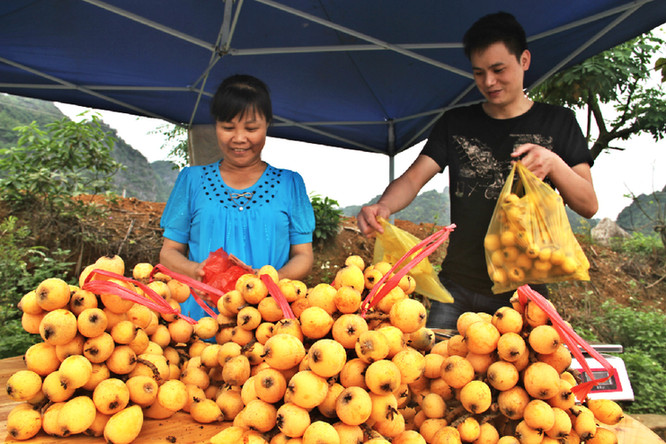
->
[453,135,511,200]
[453,133,554,201]
[512,133,554,151]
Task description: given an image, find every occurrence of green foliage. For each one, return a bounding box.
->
[0,113,121,216]
[0,316,41,359]
[621,352,666,414]
[0,216,74,358]
[656,57,666,82]
[572,300,666,414]
[0,94,64,146]
[310,194,343,245]
[1,95,180,203]
[614,231,665,255]
[153,123,189,168]
[530,32,666,159]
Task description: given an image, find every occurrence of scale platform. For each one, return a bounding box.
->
[569,344,635,401]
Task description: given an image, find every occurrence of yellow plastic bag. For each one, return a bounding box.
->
[485,161,590,294]
[373,218,453,303]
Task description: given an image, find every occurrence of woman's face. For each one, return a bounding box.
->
[216,110,268,168]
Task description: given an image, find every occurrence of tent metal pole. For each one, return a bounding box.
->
[254,0,473,79]
[0,55,175,123]
[81,0,214,51]
[186,0,236,128]
[530,2,643,89]
[388,120,396,224]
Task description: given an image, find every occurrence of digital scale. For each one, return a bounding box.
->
[569,344,635,401]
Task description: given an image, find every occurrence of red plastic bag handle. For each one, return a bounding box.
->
[151,264,221,318]
[260,274,296,319]
[516,285,613,401]
[360,224,455,317]
[82,269,196,324]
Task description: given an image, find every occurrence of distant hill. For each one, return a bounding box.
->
[0,94,178,202]
[342,188,451,225]
[616,186,666,236]
[343,188,602,234]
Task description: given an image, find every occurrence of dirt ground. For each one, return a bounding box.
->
[54,194,665,324]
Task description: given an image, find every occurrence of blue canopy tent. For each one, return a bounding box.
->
[1,0,665,173]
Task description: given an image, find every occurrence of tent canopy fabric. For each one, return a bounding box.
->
[1,0,665,157]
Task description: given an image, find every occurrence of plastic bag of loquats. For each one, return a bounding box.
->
[373,217,454,304]
[484,161,590,294]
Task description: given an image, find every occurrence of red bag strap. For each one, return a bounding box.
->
[82,269,196,324]
[516,285,613,401]
[360,224,455,317]
[260,274,296,319]
[151,264,221,318]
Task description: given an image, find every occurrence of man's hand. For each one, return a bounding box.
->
[511,143,559,180]
[357,203,391,237]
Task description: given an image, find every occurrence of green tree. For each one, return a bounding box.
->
[655,57,666,82]
[153,123,189,168]
[0,112,122,263]
[0,112,121,216]
[530,32,666,160]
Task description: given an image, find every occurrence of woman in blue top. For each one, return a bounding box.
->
[160,74,316,320]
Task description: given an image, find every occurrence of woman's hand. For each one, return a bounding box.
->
[160,238,204,281]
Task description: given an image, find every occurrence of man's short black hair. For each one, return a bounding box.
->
[463,12,528,61]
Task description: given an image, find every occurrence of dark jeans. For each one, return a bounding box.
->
[425,278,548,331]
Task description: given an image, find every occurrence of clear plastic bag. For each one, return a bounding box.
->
[485,162,590,293]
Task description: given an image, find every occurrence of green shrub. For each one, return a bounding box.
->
[621,351,666,413]
[615,231,664,255]
[310,194,342,245]
[571,300,666,414]
[0,216,74,358]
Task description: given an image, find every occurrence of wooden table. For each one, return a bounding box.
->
[1,355,664,443]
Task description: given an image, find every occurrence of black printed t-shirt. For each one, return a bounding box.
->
[420,102,593,295]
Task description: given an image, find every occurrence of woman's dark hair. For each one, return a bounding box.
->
[210,74,272,123]
[463,12,527,61]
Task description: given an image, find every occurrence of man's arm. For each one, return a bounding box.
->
[512,144,598,218]
[357,155,442,236]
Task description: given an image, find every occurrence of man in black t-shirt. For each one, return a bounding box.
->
[356,12,598,330]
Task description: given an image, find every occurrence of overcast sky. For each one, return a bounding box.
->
[55,103,666,221]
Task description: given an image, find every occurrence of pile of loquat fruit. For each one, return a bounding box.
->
[5,253,625,444]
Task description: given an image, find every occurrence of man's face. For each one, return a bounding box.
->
[470,42,530,111]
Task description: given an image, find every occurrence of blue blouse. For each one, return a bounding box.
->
[160,161,315,319]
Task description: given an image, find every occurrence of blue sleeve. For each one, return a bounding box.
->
[160,167,193,244]
[288,171,315,245]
